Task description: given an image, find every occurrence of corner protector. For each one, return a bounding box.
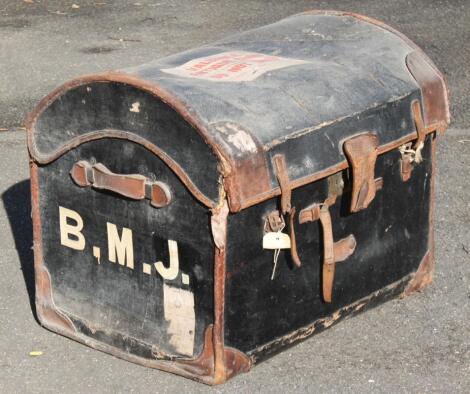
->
[179,325,251,385]
[35,267,77,335]
[402,251,434,297]
[405,51,450,129]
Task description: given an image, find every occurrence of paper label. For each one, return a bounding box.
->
[263,232,291,250]
[163,284,195,357]
[161,51,308,82]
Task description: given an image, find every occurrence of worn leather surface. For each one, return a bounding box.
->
[126,12,425,199]
[28,12,446,211]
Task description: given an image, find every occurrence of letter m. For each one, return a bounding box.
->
[107,223,134,269]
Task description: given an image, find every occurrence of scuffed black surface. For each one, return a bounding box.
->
[129,13,418,147]
[30,12,426,201]
[33,82,220,204]
[1,1,469,391]
[225,138,431,354]
[38,139,214,359]
[3,128,468,392]
[126,12,423,188]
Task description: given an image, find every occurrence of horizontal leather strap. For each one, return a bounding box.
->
[70,160,171,208]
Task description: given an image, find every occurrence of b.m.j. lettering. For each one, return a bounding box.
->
[58,205,182,281]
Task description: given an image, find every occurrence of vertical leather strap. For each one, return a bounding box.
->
[273,154,291,215]
[400,100,437,181]
[288,207,301,267]
[273,154,301,267]
[319,205,335,303]
[411,100,427,163]
[412,100,426,145]
[299,201,356,302]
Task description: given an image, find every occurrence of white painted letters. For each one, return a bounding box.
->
[155,240,179,280]
[59,208,188,282]
[107,222,134,269]
[59,206,85,250]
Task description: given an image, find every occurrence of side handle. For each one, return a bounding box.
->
[70,160,172,208]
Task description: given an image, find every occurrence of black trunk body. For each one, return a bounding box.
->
[26,11,449,385]
[225,138,432,358]
[38,139,214,359]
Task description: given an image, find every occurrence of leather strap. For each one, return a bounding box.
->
[70,160,171,208]
[399,100,437,181]
[319,205,335,302]
[299,202,356,302]
[343,133,379,213]
[288,207,301,267]
[273,154,301,267]
[412,100,427,148]
[273,154,292,215]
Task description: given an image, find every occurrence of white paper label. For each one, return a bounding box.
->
[263,232,291,250]
[161,51,308,82]
[163,284,195,357]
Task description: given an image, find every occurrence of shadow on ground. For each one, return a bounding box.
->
[2,179,37,320]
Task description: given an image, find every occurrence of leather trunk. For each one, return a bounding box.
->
[26,11,450,385]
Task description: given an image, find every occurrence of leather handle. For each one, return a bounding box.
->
[70,161,172,208]
[91,163,147,199]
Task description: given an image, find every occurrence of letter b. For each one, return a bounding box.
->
[59,206,85,250]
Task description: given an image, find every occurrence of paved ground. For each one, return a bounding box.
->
[0,1,469,393]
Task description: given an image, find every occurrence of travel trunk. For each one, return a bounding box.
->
[26,11,449,384]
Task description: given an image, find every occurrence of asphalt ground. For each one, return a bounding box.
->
[0,1,469,393]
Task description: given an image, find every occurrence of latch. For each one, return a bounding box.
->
[399,100,428,182]
[263,211,291,279]
[299,175,357,303]
[343,133,381,213]
[264,210,286,233]
[399,142,418,182]
[266,154,301,271]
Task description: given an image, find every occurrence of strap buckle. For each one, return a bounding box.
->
[343,133,380,213]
